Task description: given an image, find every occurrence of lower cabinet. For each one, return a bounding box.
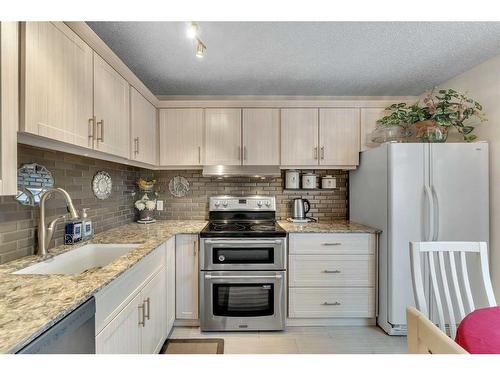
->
[175,234,199,320]
[288,233,377,321]
[140,269,167,354]
[165,237,176,334]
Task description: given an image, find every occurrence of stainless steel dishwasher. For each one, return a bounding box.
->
[17,297,96,354]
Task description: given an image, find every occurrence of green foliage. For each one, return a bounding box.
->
[377,88,487,142]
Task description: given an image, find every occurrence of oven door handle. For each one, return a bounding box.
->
[203,240,282,245]
[204,274,282,280]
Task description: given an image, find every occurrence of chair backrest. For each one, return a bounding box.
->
[409,241,496,339]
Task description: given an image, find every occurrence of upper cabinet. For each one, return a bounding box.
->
[360,107,386,152]
[281,108,319,166]
[205,108,242,165]
[93,53,130,159]
[21,22,93,148]
[0,22,19,196]
[130,87,157,165]
[242,108,280,165]
[319,108,360,166]
[159,108,204,166]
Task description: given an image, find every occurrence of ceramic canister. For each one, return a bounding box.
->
[285,170,300,189]
[302,173,317,189]
[321,175,336,189]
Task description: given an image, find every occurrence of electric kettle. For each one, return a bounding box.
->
[292,198,310,220]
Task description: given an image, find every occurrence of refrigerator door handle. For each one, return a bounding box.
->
[424,184,435,241]
[431,186,439,241]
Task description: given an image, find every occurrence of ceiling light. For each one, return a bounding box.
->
[196,39,206,58]
[187,22,198,39]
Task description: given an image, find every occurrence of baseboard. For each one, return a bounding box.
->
[286,318,376,327]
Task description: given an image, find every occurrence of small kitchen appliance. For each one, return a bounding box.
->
[199,196,286,331]
[292,198,310,220]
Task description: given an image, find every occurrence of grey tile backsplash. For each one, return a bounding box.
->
[0,145,348,264]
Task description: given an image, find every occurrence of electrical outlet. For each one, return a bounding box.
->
[156,200,164,211]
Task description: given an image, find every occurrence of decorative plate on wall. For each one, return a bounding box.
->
[92,171,112,200]
[168,176,190,197]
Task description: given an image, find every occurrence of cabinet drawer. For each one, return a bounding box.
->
[289,255,375,287]
[289,233,374,254]
[95,244,166,334]
[289,287,375,318]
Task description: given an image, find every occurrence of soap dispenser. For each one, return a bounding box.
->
[81,208,93,241]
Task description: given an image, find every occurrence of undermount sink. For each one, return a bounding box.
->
[13,244,141,275]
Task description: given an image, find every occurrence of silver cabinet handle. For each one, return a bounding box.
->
[136,137,140,155]
[322,302,341,306]
[204,239,281,245]
[144,297,150,320]
[198,146,201,164]
[322,242,342,246]
[321,146,325,160]
[205,274,282,280]
[138,303,145,326]
[238,146,241,161]
[322,270,341,274]
[134,137,139,155]
[313,147,318,160]
[96,119,104,142]
[193,240,197,256]
[88,116,96,142]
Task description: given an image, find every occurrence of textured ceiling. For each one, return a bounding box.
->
[87,22,500,96]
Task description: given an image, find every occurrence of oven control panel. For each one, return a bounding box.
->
[209,196,276,211]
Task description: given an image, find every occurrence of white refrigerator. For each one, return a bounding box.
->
[350,142,489,335]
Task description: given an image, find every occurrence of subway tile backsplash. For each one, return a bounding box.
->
[0,145,349,264]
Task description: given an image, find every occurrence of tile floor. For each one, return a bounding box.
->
[169,326,407,354]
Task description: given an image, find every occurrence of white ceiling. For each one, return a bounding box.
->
[87,22,500,96]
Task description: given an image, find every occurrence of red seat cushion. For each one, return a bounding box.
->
[455,306,500,354]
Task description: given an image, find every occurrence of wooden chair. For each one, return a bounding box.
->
[407,307,468,354]
[409,241,497,339]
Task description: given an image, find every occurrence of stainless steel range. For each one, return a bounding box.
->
[199,196,287,331]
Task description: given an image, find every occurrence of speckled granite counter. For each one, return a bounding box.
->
[0,220,207,354]
[278,220,380,234]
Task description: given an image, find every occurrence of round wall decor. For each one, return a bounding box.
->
[168,176,190,197]
[92,171,112,200]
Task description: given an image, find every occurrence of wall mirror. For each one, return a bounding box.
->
[15,163,55,206]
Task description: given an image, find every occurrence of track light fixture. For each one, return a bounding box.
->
[196,39,206,58]
[187,22,198,39]
[187,22,207,59]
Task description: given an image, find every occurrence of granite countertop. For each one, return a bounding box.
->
[0,220,207,354]
[277,220,380,234]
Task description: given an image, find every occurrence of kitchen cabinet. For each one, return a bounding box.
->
[140,269,167,354]
[281,108,319,166]
[0,22,18,196]
[165,237,176,335]
[205,108,242,165]
[288,233,377,321]
[21,22,93,149]
[130,87,157,165]
[176,234,199,320]
[159,108,203,166]
[93,53,130,159]
[242,108,280,165]
[96,292,142,354]
[360,107,386,151]
[319,108,360,166]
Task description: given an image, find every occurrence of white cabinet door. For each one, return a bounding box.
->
[281,108,319,166]
[360,108,386,152]
[130,87,157,165]
[176,234,199,320]
[165,237,176,335]
[0,22,19,196]
[96,292,142,354]
[141,269,167,354]
[159,108,203,166]
[205,108,241,165]
[319,108,360,166]
[21,22,93,149]
[242,108,280,165]
[93,53,130,158]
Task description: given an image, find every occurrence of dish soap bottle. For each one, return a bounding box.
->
[81,208,93,241]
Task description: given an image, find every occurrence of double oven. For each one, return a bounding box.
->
[199,196,287,331]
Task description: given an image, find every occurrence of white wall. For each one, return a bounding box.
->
[440,54,500,299]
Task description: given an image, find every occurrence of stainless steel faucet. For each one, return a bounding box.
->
[38,188,79,256]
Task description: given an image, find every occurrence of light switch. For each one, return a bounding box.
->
[156,200,164,211]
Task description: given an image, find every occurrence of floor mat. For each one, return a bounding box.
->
[160,338,224,354]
